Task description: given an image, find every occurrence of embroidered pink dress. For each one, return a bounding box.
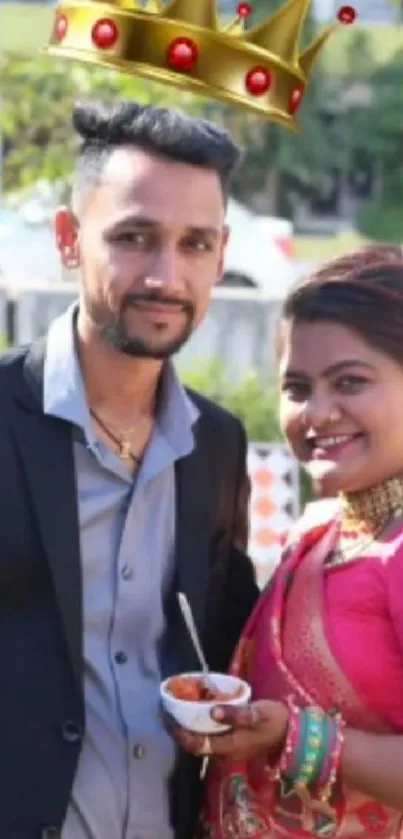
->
[201,519,403,839]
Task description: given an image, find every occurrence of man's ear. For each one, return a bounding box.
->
[216,225,230,286]
[54,207,80,269]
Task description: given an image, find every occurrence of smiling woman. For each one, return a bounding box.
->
[278,245,403,498]
[182,245,403,839]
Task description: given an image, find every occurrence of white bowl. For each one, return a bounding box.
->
[160,671,252,734]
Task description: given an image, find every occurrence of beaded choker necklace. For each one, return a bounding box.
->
[327,476,403,568]
[340,475,403,535]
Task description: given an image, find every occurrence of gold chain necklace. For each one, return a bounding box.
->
[327,514,398,568]
[340,476,403,531]
[89,407,143,464]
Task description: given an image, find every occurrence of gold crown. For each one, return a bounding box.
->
[44,0,357,130]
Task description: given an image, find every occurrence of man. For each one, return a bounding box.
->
[0,100,259,839]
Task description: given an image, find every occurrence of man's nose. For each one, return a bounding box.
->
[144,246,181,291]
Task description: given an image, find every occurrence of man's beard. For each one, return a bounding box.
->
[101,292,195,360]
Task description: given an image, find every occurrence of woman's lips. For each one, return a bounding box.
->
[310,433,363,460]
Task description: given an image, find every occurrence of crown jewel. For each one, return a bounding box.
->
[44,0,357,130]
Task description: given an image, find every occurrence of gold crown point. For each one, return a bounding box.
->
[299,25,335,75]
[162,0,217,28]
[300,6,357,75]
[44,0,356,128]
[336,4,358,24]
[225,2,254,35]
[145,0,164,11]
[245,0,311,62]
[115,0,143,10]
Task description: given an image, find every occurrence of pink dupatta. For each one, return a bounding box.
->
[200,522,403,839]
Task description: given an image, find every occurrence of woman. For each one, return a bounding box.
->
[168,245,403,838]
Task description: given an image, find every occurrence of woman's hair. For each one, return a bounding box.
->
[280,244,403,365]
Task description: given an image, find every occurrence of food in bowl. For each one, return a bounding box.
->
[166,675,245,703]
[160,671,251,735]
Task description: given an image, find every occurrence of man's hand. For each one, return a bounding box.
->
[163,700,288,762]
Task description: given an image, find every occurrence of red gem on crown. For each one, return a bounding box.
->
[289,85,305,114]
[54,14,68,41]
[245,67,272,96]
[337,5,357,24]
[237,2,253,18]
[91,18,119,49]
[167,37,199,73]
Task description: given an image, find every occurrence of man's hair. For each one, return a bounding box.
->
[71,99,242,210]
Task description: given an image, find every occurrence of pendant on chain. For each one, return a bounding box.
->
[119,440,132,460]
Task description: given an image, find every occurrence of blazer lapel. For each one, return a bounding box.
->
[10,339,83,693]
[174,420,213,671]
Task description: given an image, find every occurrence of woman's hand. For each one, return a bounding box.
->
[164,699,288,761]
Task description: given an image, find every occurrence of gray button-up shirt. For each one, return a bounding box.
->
[43,304,199,839]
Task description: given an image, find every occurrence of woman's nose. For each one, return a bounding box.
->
[303,393,341,429]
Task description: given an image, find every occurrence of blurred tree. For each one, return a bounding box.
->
[0,53,207,194]
[0,0,346,216]
[180,358,313,505]
[388,0,403,21]
[203,0,348,216]
[354,49,403,242]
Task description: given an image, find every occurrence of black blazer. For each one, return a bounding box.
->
[0,339,259,839]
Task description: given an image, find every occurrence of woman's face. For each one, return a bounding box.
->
[279,319,403,496]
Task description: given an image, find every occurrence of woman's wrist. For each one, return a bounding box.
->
[269,697,345,802]
[267,701,289,763]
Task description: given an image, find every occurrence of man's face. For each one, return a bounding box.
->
[55,147,229,359]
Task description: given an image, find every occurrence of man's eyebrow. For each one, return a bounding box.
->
[107,214,220,238]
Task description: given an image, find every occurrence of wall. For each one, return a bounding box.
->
[11,284,283,380]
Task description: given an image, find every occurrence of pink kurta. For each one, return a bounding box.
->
[201,521,403,838]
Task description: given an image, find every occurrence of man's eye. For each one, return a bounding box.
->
[183,237,212,252]
[113,232,148,245]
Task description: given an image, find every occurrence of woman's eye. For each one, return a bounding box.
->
[281,382,310,401]
[336,376,368,392]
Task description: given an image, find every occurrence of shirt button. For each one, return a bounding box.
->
[133,743,145,760]
[114,651,128,665]
[61,720,83,743]
[122,565,134,581]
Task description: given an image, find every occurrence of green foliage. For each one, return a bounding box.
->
[221,0,351,210]
[358,201,403,243]
[179,359,282,443]
[354,48,403,242]
[179,359,313,506]
[3,3,403,244]
[344,29,376,78]
[0,54,207,192]
[0,0,350,212]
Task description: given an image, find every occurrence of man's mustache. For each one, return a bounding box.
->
[122,293,193,313]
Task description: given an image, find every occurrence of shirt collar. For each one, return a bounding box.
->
[43,302,199,458]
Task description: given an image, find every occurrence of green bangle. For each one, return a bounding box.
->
[294,707,325,788]
[314,713,332,783]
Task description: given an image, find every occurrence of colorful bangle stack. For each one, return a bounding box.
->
[271,696,345,803]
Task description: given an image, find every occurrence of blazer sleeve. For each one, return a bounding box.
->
[227,419,260,617]
[208,420,260,671]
